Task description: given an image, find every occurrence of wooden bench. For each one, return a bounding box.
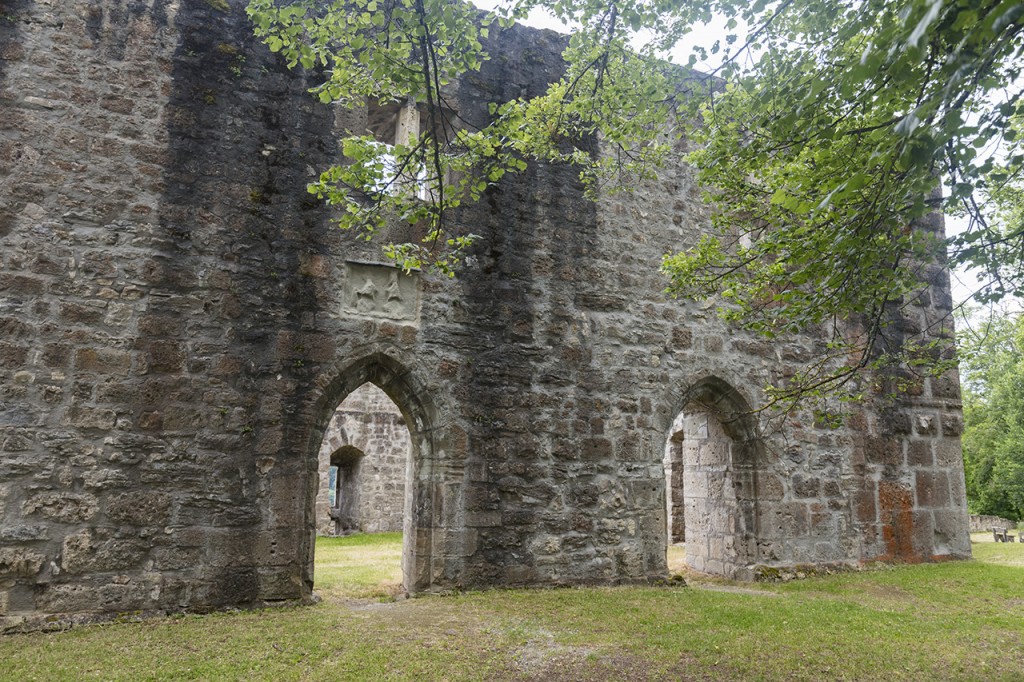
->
[991,528,1017,542]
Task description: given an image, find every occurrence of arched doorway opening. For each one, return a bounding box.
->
[313,383,412,598]
[664,377,761,578]
[303,354,442,597]
[326,445,364,536]
[315,384,411,537]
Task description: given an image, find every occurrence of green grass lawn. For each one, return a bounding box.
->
[314,532,404,600]
[2,535,1023,681]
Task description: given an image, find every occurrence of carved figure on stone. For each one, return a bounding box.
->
[354,277,377,312]
[343,263,419,321]
[384,271,403,315]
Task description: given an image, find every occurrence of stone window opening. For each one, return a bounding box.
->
[328,446,364,535]
[365,98,457,201]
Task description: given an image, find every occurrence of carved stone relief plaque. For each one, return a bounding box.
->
[343,261,420,323]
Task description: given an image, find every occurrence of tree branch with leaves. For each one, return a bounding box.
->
[248,0,1023,414]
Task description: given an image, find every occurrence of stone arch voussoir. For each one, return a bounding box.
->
[668,375,761,447]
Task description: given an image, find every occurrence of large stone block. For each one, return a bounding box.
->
[75,348,131,375]
[61,530,148,575]
[914,470,950,509]
[105,491,172,526]
[0,548,45,578]
[23,492,99,523]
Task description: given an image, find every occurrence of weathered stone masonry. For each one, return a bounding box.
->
[0,0,970,631]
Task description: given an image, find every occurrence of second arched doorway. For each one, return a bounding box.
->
[664,377,762,578]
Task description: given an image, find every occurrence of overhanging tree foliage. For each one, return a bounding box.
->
[665,0,1023,408]
[246,0,1024,411]
[247,0,677,272]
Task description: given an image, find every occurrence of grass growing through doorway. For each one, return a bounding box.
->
[2,536,1023,681]
[314,532,403,600]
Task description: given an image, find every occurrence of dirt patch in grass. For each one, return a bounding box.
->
[857,581,916,603]
[690,583,781,597]
[509,627,598,676]
[523,650,708,682]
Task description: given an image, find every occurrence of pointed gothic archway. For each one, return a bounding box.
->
[662,376,763,578]
[300,352,450,595]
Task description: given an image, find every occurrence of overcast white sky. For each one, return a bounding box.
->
[470,0,736,73]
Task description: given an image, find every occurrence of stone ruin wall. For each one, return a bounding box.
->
[314,383,409,536]
[969,515,1017,533]
[0,0,970,632]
